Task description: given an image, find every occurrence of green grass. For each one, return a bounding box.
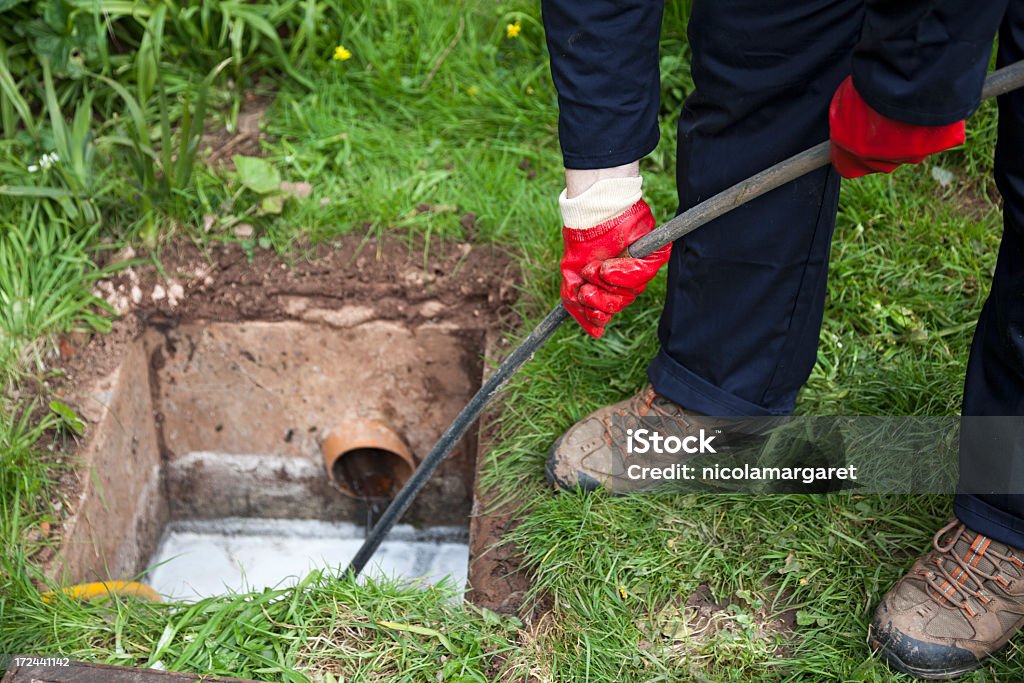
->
[0,0,1015,680]
[0,205,114,382]
[2,569,522,682]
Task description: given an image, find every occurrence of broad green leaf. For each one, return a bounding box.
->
[234,155,280,194]
[795,610,829,627]
[0,185,71,198]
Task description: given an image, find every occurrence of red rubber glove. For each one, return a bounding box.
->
[829,76,965,179]
[560,199,672,338]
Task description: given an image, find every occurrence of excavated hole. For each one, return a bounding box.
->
[54,317,486,601]
[44,235,526,613]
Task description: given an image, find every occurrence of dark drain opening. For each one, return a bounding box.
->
[335,448,409,500]
[335,447,408,532]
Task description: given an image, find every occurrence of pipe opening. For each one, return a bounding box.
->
[333,447,413,500]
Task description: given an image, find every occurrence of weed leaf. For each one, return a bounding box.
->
[234,156,281,195]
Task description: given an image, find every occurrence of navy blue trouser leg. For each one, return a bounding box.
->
[648,0,862,416]
[645,1,1024,539]
[954,4,1024,548]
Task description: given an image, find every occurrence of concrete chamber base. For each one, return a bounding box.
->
[147,518,469,600]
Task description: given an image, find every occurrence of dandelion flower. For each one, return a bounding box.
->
[333,45,352,61]
[506,20,521,39]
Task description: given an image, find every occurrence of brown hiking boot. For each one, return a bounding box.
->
[871,519,1024,679]
[545,385,710,493]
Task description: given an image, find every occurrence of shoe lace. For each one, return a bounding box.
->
[921,520,1024,618]
[599,387,694,454]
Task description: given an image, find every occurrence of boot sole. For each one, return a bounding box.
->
[876,646,980,680]
[870,625,984,680]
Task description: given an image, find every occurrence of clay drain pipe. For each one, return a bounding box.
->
[321,419,415,502]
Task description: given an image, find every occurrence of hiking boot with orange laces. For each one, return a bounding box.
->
[871,519,1024,679]
[545,385,713,493]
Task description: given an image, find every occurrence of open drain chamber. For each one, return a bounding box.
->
[50,319,486,599]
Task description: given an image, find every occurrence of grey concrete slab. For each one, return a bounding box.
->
[146,517,468,601]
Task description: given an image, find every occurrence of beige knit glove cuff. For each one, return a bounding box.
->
[558,176,644,230]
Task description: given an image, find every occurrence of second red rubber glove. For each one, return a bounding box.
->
[560,199,672,338]
[829,76,965,179]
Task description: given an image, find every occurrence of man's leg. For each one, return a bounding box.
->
[546,0,863,491]
[871,7,1024,679]
[649,0,862,417]
[954,2,1024,546]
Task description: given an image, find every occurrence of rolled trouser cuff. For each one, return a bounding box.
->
[648,348,788,417]
[954,493,1024,550]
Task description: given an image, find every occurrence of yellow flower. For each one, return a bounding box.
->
[333,45,352,61]
[466,85,480,97]
[506,20,521,39]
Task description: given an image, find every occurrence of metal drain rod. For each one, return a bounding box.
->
[345,59,1024,579]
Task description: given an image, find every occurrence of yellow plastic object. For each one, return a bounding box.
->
[42,581,162,604]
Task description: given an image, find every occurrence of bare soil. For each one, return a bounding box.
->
[59,233,518,385]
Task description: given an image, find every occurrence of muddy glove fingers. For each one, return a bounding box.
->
[575,244,673,327]
[580,246,673,296]
[560,294,608,337]
[577,281,637,315]
[559,264,611,337]
[582,307,613,327]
